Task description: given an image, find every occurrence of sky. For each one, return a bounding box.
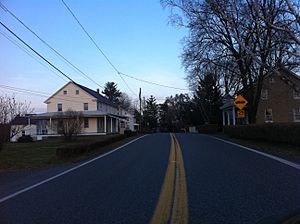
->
[0,0,188,112]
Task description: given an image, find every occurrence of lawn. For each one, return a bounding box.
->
[0,135,128,170]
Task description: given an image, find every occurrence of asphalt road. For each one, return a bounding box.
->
[1,133,300,223]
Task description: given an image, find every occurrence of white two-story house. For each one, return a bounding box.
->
[33,81,129,137]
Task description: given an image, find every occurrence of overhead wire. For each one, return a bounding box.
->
[61,0,137,97]
[0,2,104,89]
[0,85,101,104]
[118,72,189,91]
[0,20,74,82]
[0,29,68,82]
[61,0,189,95]
[0,84,170,105]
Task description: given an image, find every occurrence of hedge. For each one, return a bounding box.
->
[223,123,300,146]
[197,124,219,134]
[56,134,126,159]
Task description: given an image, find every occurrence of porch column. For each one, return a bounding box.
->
[232,106,236,126]
[227,111,231,126]
[115,118,118,132]
[110,117,113,133]
[104,116,107,133]
[222,110,225,126]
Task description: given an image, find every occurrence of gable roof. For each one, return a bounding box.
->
[44,81,118,108]
[10,115,37,125]
[74,82,118,108]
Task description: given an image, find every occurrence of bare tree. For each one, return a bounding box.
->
[162,0,299,123]
[118,92,133,111]
[0,94,33,124]
[54,110,83,141]
[0,95,33,151]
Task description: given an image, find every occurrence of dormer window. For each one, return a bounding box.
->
[63,90,67,95]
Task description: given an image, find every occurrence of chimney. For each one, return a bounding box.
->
[97,88,99,93]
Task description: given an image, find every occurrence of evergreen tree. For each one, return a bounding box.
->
[194,73,223,124]
[143,95,158,132]
[102,82,121,104]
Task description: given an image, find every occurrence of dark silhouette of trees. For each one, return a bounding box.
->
[159,94,193,132]
[143,95,159,132]
[102,82,121,104]
[194,73,223,124]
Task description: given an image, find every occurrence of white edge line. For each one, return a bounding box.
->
[0,135,147,204]
[212,136,300,170]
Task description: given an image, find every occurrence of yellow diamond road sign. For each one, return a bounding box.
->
[234,95,248,110]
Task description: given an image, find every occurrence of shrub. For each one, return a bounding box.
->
[56,135,126,159]
[124,130,137,138]
[0,124,10,151]
[197,124,219,134]
[17,135,33,143]
[224,123,300,146]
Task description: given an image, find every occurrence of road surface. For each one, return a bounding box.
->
[1,133,300,223]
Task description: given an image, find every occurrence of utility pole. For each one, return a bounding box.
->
[139,88,142,133]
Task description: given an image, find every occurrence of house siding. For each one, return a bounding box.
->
[256,75,300,123]
[46,82,97,112]
[84,117,98,133]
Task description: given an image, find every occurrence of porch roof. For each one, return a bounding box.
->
[220,100,234,110]
[32,111,126,119]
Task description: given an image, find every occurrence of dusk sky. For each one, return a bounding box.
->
[0,0,189,112]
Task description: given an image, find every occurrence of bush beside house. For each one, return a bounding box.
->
[224,123,300,146]
[56,134,127,159]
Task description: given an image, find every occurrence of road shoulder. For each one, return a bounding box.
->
[213,133,300,165]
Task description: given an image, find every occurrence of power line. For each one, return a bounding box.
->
[0,20,74,82]
[0,29,68,82]
[119,72,189,91]
[61,0,190,93]
[61,0,137,97]
[62,0,190,93]
[0,85,101,104]
[0,2,104,89]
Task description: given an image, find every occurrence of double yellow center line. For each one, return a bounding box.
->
[151,133,189,224]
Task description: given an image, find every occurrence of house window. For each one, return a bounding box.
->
[293,89,300,99]
[76,90,79,95]
[261,89,268,100]
[22,130,25,136]
[294,108,300,122]
[57,103,62,112]
[84,103,88,111]
[265,108,273,122]
[63,90,67,95]
[84,118,89,128]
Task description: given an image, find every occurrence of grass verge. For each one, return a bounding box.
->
[214,133,300,163]
[0,135,140,171]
